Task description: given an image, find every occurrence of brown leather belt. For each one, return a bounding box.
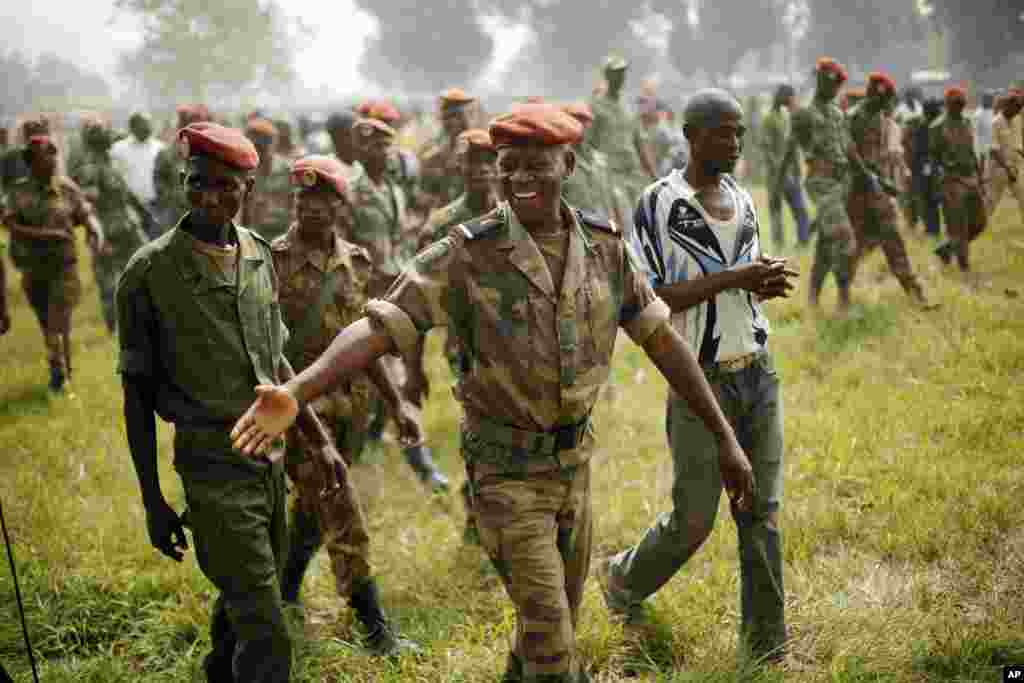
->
[703,351,764,375]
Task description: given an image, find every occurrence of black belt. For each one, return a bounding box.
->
[465,413,592,456]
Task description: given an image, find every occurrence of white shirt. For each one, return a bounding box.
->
[974,107,995,158]
[629,170,769,364]
[109,136,165,203]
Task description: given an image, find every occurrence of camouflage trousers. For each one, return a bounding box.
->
[606,356,786,660]
[174,428,291,683]
[846,191,925,302]
[987,166,1024,220]
[940,177,988,271]
[466,452,593,682]
[804,176,855,301]
[284,415,372,600]
[17,255,81,378]
[92,229,146,332]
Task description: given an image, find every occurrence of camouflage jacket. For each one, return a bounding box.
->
[66,150,146,243]
[2,174,95,272]
[116,217,288,426]
[271,225,374,421]
[348,164,408,290]
[418,138,463,210]
[929,113,979,179]
[365,200,670,472]
[791,96,851,175]
[244,154,293,242]
[760,107,799,178]
[588,95,644,178]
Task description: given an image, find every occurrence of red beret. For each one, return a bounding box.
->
[178,122,260,171]
[245,117,279,140]
[1008,88,1024,103]
[360,100,401,124]
[489,103,583,148]
[816,57,848,84]
[944,85,967,103]
[352,117,396,140]
[456,128,495,154]
[440,88,475,109]
[290,155,348,198]
[562,102,594,127]
[867,71,897,95]
[27,135,56,153]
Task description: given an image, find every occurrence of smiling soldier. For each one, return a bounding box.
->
[228,103,753,683]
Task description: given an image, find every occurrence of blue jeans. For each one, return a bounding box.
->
[769,175,811,246]
[607,355,786,658]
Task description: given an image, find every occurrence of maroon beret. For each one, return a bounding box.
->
[290,155,348,198]
[178,122,260,171]
[489,103,583,148]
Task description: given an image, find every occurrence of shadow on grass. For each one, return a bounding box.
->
[0,385,51,422]
[815,303,897,355]
[912,637,1024,680]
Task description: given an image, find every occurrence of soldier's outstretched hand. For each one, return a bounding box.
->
[231,384,300,455]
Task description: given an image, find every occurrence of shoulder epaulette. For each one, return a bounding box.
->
[455,211,503,240]
[575,209,619,236]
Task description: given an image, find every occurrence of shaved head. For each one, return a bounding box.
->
[683,89,744,134]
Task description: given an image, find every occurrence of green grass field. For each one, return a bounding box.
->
[2,193,1023,682]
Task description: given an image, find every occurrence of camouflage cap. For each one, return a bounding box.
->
[179,122,260,171]
[603,54,629,72]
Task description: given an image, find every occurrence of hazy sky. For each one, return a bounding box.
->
[1,1,525,96]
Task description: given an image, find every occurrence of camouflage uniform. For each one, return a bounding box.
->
[931,113,987,270]
[791,97,856,301]
[348,162,408,297]
[152,145,189,231]
[116,217,292,683]
[761,106,810,246]
[244,154,294,242]
[418,136,462,212]
[67,148,147,331]
[588,95,649,212]
[845,101,926,300]
[364,200,671,681]
[271,225,374,601]
[987,112,1023,220]
[2,174,95,383]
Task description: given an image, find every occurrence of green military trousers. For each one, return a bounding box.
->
[174,427,291,683]
[805,175,855,301]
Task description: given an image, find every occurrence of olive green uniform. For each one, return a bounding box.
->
[116,217,292,683]
[587,95,649,212]
[931,113,987,270]
[67,148,147,331]
[3,175,95,382]
[244,154,293,242]
[364,200,671,681]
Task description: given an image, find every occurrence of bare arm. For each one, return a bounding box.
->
[655,260,798,313]
[280,356,333,450]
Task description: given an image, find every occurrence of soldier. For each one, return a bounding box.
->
[605,89,797,665]
[229,103,754,683]
[359,100,422,227]
[117,122,349,683]
[562,102,629,228]
[986,88,1023,224]
[348,115,449,491]
[761,84,811,249]
[418,88,476,212]
[242,118,293,242]
[110,112,166,239]
[902,98,945,236]
[1,117,50,192]
[2,135,105,392]
[589,55,657,214]
[152,104,209,231]
[272,155,420,655]
[776,57,857,314]
[325,111,358,167]
[67,121,148,332]
[845,72,931,305]
[932,86,989,273]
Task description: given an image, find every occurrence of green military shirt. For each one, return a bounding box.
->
[116,215,288,425]
[244,154,293,242]
[929,113,978,178]
[2,175,95,276]
[365,200,670,473]
[588,95,644,178]
[348,162,408,288]
[791,97,851,174]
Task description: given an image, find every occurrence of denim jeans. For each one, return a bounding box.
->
[607,355,786,658]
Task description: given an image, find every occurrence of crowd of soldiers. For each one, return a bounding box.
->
[0,50,1022,683]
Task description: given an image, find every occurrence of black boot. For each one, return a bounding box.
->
[48,366,65,394]
[280,507,322,605]
[934,241,953,265]
[349,577,420,657]
[403,445,450,493]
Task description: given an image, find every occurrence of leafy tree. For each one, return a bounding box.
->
[114,0,307,106]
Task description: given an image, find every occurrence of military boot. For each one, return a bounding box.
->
[48,366,65,393]
[280,506,322,605]
[402,445,450,493]
[349,577,420,657]
[934,241,954,265]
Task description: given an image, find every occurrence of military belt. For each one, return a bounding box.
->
[464,413,591,457]
[702,351,770,377]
